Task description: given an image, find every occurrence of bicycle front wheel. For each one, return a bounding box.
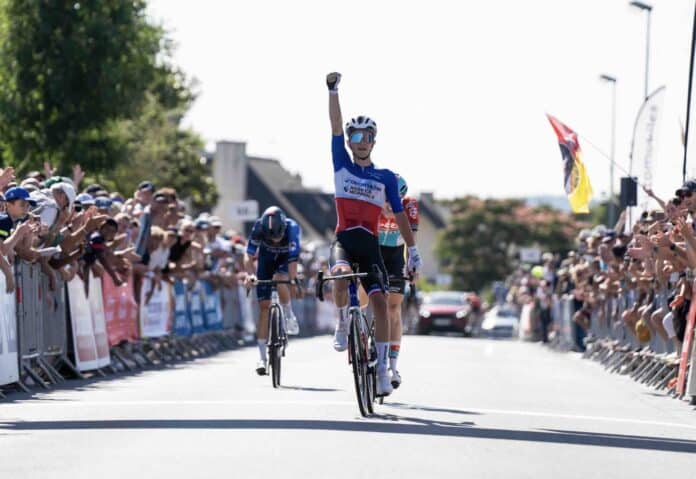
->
[349,309,369,417]
[269,305,282,388]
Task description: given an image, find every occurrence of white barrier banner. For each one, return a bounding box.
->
[88,274,111,368]
[68,276,100,371]
[139,279,172,338]
[0,271,18,386]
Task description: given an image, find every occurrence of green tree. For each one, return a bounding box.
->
[0,0,218,209]
[0,0,161,173]
[104,92,217,212]
[436,197,581,291]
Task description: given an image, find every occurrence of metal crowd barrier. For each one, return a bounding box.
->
[549,288,686,398]
[2,263,325,397]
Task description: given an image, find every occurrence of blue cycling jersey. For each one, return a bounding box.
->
[246,218,301,261]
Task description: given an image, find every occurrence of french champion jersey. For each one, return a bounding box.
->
[246,218,301,261]
[378,196,419,247]
[331,135,403,236]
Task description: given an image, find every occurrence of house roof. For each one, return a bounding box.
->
[283,191,336,239]
[418,194,447,229]
[246,159,326,242]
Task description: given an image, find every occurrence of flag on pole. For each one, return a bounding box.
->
[546,114,594,214]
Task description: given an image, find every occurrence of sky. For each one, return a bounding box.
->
[147,0,695,203]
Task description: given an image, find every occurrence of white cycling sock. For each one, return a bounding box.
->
[337,305,349,329]
[281,302,294,319]
[389,342,401,372]
[377,341,389,375]
[257,339,267,362]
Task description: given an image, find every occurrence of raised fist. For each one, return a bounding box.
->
[326,72,342,91]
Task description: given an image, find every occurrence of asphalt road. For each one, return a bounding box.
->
[1,335,696,478]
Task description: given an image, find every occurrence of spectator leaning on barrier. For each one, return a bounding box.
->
[497,177,696,358]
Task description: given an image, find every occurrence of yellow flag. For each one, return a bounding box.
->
[547,115,594,213]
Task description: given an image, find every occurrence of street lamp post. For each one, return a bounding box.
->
[600,74,617,226]
[630,1,653,100]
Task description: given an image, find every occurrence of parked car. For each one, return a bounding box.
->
[481,305,519,339]
[417,291,471,335]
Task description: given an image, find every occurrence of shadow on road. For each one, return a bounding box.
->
[385,402,483,416]
[1,419,694,453]
[279,386,343,392]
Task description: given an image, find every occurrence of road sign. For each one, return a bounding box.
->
[227,200,259,221]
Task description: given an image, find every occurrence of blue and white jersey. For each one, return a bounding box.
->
[331,135,403,236]
[246,218,301,261]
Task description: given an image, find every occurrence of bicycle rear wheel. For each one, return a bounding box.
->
[269,305,282,388]
[348,310,369,416]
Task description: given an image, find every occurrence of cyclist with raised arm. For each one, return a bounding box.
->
[377,175,418,389]
[244,206,302,376]
[326,72,422,397]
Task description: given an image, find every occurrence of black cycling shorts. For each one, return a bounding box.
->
[330,229,388,295]
[381,245,405,294]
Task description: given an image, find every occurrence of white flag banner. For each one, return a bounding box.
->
[631,86,666,208]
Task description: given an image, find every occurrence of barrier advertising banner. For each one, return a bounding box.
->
[189,282,205,335]
[67,277,100,371]
[103,274,139,347]
[139,278,172,338]
[173,280,192,337]
[677,291,696,396]
[0,272,18,386]
[88,274,111,368]
[201,280,223,331]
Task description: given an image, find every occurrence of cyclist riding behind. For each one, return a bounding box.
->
[377,175,418,390]
[326,72,422,397]
[244,206,302,376]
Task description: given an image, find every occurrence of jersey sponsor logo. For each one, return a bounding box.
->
[335,168,386,207]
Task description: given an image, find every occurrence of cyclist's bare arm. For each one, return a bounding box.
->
[394,212,416,247]
[287,261,298,280]
[243,253,257,276]
[327,72,343,136]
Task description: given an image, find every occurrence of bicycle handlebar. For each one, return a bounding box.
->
[315,265,387,302]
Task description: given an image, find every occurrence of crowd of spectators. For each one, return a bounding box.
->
[0,163,269,315]
[503,180,696,356]
[0,162,332,333]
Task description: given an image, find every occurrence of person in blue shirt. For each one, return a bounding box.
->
[244,206,302,375]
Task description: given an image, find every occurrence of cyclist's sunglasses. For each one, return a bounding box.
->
[349,132,374,144]
[677,189,693,198]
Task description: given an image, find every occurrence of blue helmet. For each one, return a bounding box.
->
[261,206,287,241]
[397,175,408,198]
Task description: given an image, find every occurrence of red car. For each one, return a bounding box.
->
[417,291,474,335]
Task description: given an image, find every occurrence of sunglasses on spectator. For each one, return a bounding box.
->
[349,132,374,144]
[677,190,694,198]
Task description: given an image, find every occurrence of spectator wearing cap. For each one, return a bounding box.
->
[204,216,229,272]
[166,220,203,278]
[0,187,37,251]
[154,188,179,228]
[0,189,34,292]
[95,197,113,214]
[130,181,155,217]
[74,193,95,213]
[134,189,170,258]
[49,181,76,235]
[81,218,124,295]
